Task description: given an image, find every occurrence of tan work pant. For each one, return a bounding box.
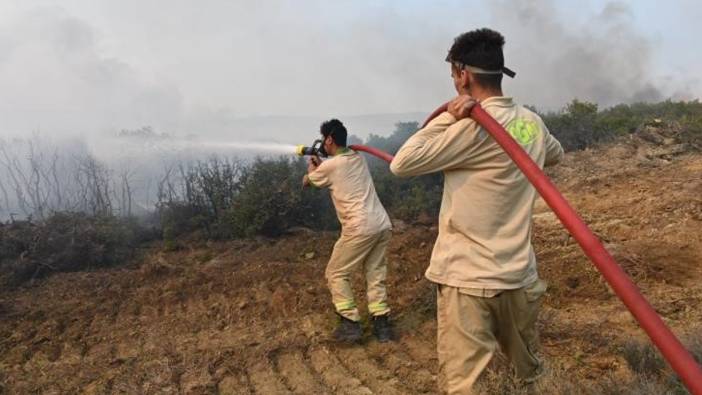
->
[436,280,547,395]
[325,229,392,321]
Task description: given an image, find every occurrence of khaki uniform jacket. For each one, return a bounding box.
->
[309,148,392,237]
[390,97,564,289]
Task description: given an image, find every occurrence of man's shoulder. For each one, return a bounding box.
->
[446,117,483,145]
[318,152,352,171]
[516,104,545,123]
[332,149,363,163]
[314,156,337,173]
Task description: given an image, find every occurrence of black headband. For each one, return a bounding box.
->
[452,62,516,78]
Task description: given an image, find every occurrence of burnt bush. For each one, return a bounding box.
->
[156,158,243,240]
[474,335,702,394]
[157,157,337,240]
[621,340,668,378]
[0,212,152,285]
[620,335,702,393]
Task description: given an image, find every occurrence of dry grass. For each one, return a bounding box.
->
[475,335,702,394]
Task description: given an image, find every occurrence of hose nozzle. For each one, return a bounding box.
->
[295,144,306,156]
[296,144,319,157]
[295,139,327,157]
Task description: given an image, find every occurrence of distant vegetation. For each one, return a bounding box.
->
[1,99,701,284]
[539,99,702,151]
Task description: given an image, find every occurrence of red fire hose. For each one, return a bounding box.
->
[349,144,395,163]
[353,103,702,394]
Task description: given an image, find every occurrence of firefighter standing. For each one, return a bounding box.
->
[304,119,394,343]
[391,28,564,393]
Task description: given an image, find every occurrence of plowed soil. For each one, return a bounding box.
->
[1,128,701,394]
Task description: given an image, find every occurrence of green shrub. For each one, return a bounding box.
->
[155,157,338,240]
[541,99,702,151]
[540,99,614,151]
[225,157,336,237]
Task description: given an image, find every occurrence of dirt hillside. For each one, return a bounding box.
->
[1,124,701,394]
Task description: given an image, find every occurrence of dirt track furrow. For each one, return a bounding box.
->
[217,371,252,395]
[247,360,292,394]
[333,344,409,395]
[400,334,438,373]
[308,346,373,395]
[366,342,438,394]
[275,349,330,394]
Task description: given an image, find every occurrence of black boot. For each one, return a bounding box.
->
[333,314,363,343]
[372,314,394,342]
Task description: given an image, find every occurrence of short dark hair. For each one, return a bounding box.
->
[447,28,505,90]
[320,119,347,147]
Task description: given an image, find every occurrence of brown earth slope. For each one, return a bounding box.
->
[1,126,701,394]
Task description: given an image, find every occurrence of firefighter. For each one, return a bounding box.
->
[304,119,394,343]
[390,28,564,393]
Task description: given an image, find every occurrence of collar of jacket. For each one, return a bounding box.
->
[333,147,354,156]
[480,96,515,108]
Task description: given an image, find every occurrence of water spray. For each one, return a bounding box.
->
[201,141,298,154]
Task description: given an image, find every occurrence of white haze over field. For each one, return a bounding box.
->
[0,0,700,145]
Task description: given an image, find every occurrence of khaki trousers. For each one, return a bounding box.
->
[325,229,392,321]
[436,280,547,395]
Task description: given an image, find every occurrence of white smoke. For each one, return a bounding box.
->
[490,0,698,108]
[0,6,183,136]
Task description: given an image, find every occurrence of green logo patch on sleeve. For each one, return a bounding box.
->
[506,118,540,145]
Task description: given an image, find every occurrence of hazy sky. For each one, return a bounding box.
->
[0,0,700,138]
